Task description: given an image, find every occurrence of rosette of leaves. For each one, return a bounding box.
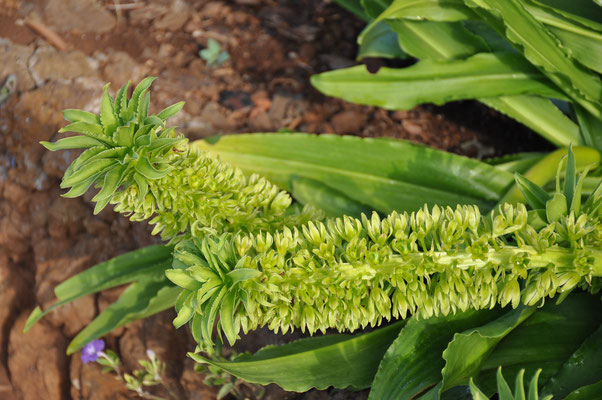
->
[168,148,602,347]
[41,78,321,242]
[41,77,187,215]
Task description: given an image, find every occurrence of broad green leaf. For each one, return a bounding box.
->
[465,0,602,119]
[113,124,134,147]
[114,81,130,118]
[369,309,506,400]
[67,276,179,354]
[226,269,262,284]
[55,245,173,300]
[100,83,119,136]
[563,381,602,400]
[481,96,581,147]
[165,269,202,291]
[358,21,407,60]
[59,121,109,141]
[541,326,602,398]
[157,101,185,121]
[386,19,489,59]
[60,159,116,188]
[40,135,106,151]
[62,109,100,124]
[498,146,600,206]
[219,289,237,345]
[371,0,602,75]
[575,104,602,151]
[514,172,551,210]
[135,157,172,180]
[24,245,172,334]
[372,0,476,23]
[62,172,101,198]
[92,164,127,203]
[529,0,602,32]
[535,10,602,75]
[440,307,536,392]
[476,294,602,395]
[291,177,372,217]
[487,153,544,174]
[189,320,407,392]
[311,52,566,111]
[122,77,156,121]
[194,133,514,213]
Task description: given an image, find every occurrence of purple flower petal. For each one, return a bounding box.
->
[81,339,105,364]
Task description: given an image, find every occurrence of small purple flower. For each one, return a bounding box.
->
[81,339,105,364]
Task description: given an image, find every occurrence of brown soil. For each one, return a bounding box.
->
[0,1,552,399]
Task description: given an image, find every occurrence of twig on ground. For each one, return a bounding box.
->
[24,16,68,51]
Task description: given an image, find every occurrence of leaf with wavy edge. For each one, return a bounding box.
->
[465,0,602,119]
[189,320,407,392]
[312,52,567,109]
[475,294,602,395]
[369,309,507,400]
[440,306,536,392]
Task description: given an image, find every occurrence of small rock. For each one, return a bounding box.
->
[154,0,189,31]
[249,110,273,131]
[200,102,234,131]
[29,47,95,86]
[3,181,30,213]
[44,0,116,34]
[392,110,410,121]
[0,39,35,91]
[8,313,69,400]
[47,197,87,239]
[331,110,367,135]
[129,4,168,25]
[402,120,423,136]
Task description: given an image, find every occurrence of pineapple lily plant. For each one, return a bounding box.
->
[23,77,602,399]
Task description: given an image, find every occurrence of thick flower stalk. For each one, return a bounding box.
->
[42,78,321,242]
[167,169,602,346]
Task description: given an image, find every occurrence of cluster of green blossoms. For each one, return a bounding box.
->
[42,78,321,242]
[168,197,602,346]
[43,77,602,350]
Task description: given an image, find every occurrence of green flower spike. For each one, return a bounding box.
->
[168,148,602,347]
[41,78,322,242]
[41,77,186,215]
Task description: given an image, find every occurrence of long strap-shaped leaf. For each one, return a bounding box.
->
[194,133,514,213]
[66,275,180,354]
[311,52,567,110]
[24,245,173,333]
[189,320,407,392]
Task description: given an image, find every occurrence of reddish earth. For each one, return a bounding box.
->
[0,1,551,399]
